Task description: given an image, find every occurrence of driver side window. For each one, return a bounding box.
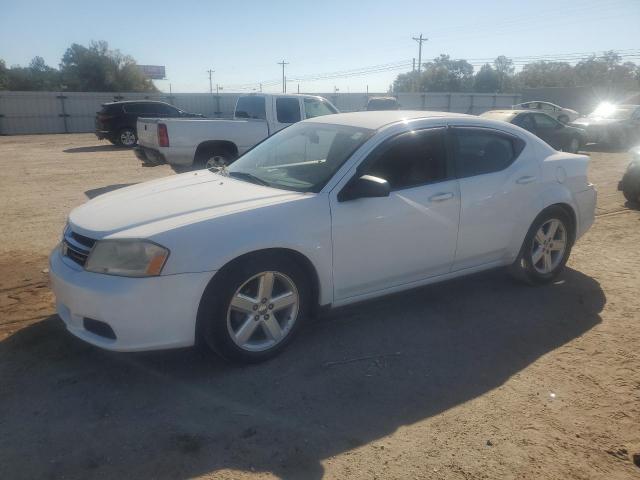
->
[362,128,448,190]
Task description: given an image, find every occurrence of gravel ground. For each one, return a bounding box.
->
[0,134,639,479]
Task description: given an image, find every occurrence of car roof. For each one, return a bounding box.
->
[305,110,471,129]
[102,100,170,105]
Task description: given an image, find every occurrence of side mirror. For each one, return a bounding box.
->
[338,175,390,202]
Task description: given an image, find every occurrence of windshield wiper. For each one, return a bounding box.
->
[228,171,271,187]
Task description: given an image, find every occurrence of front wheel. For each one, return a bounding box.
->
[198,255,310,363]
[510,207,574,285]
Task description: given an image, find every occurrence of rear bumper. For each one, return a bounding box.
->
[574,184,597,240]
[134,146,166,165]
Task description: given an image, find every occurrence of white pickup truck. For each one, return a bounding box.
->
[135,93,339,169]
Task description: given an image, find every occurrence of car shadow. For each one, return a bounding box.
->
[0,267,604,480]
[84,183,137,199]
[63,145,125,153]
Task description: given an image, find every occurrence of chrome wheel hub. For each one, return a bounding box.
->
[205,155,226,170]
[531,219,567,274]
[226,271,299,352]
[120,130,136,146]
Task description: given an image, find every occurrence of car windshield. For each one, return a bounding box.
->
[225,122,373,193]
[588,104,635,119]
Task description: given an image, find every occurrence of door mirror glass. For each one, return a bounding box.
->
[339,175,390,202]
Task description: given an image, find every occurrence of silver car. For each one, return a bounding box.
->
[513,101,579,124]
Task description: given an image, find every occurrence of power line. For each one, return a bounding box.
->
[223,48,640,91]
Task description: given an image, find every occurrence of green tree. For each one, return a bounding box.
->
[493,55,516,92]
[474,64,500,93]
[421,55,474,92]
[0,59,8,90]
[59,41,157,92]
[517,61,576,88]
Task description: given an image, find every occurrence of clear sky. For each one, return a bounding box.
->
[1,0,638,93]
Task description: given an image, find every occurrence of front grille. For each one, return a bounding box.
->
[62,227,96,267]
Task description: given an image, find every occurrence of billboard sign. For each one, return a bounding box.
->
[137,65,166,80]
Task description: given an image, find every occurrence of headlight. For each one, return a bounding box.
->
[85,239,169,277]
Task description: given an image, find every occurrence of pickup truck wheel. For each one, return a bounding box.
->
[509,207,574,285]
[205,154,231,170]
[198,255,310,363]
[117,128,137,147]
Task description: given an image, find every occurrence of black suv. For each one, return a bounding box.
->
[95,101,204,147]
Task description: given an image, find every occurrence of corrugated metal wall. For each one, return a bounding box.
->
[0,91,521,135]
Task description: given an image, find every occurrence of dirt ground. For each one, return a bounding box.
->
[0,134,639,480]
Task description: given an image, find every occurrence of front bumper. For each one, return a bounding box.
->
[134,146,166,165]
[49,246,213,352]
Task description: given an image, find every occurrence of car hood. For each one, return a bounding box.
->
[571,116,624,127]
[69,171,307,238]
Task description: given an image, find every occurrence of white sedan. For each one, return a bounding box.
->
[50,111,596,363]
[512,101,579,123]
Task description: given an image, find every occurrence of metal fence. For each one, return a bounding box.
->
[0,90,521,135]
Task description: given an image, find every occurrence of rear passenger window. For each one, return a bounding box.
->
[363,128,448,190]
[452,128,523,178]
[276,98,301,123]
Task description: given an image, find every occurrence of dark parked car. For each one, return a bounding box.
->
[95,101,204,147]
[480,109,586,153]
[365,97,400,111]
[570,104,640,149]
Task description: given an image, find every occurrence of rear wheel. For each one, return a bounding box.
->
[117,128,137,147]
[198,254,310,363]
[510,207,574,285]
[196,148,236,170]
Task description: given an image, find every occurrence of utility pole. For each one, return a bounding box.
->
[412,34,428,73]
[207,69,214,94]
[277,60,289,93]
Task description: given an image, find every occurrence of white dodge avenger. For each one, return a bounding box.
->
[50,111,596,363]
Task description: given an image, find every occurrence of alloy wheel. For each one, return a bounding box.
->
[226,271,299,352]
[531,219,567,274]
[120,130,136,147]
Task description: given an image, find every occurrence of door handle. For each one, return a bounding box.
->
[429,192,454,202]
[516,175,536,185]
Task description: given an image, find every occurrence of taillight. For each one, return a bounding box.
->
[157,123,170,147]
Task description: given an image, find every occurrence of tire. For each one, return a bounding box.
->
[117,128,137,147]
[196,148,236,170]
[198,253,310,363]
[621,171,640,204]
[509,206,574,285]
[567,136,580,154]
